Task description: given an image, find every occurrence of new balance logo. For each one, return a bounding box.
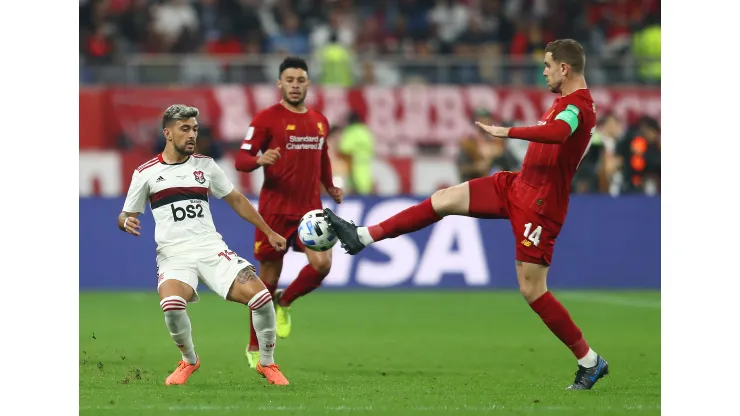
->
[156,176,166,182]
[286,124,296,130]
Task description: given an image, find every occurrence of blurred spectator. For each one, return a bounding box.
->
[616,116,661,195]
[266,12,310,55]
[152,0,200,53]
[338,112,376,195]
[428,0,469,54]
[310,4,358,51]
[316,33,355,86]
[632,13,661,85]
[592,112,626,195]
[457,110,518,182]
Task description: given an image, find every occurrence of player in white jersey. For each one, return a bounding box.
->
[117,104,291,386]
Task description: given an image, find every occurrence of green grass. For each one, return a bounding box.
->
[80,291,660,415]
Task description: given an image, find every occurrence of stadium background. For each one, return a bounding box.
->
[80,0,660,292]
[79,1,660,413]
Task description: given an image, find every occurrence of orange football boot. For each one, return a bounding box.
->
[164,358,200,385]
[256,362,290,385]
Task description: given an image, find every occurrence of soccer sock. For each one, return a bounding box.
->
[529,291,596,365]
[248,289,276,366]
[248,282,277,351]
[363,198,442,244]
[279,265,325,307]
[160,296,197,365]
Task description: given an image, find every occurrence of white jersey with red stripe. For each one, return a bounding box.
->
[122,154,235,258]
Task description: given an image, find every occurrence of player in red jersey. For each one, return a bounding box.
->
[234,57,344,367]
[324,40,609,390]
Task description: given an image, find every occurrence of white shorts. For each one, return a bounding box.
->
[156,242,255,303]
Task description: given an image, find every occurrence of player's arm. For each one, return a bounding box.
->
[222,190,276,237]
[118,170,148,236]
[476,104,581,144]
[234,113,278,172]
[210,161,286,250]
[321,117,343,203]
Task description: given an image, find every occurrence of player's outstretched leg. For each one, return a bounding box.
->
[246,260,280,366]
[324,182,471,254]
[277,249,332,337]
[228,266,289,385]
[517,261,609,390]
[159,280,201,386]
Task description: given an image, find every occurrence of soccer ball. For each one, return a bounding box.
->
[298,209,338,252]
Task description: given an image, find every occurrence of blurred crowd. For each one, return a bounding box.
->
[85,0,660,196]
[79,0,661,86]
[457,111,660,195]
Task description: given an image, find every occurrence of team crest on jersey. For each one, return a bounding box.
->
[193,171,205,184]
[317,122,325,136]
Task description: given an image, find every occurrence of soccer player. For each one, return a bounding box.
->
[234,57,344,367]
[324,40,609,390]
[118,104,291,386]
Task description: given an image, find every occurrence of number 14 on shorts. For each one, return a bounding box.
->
[522,223,542,247]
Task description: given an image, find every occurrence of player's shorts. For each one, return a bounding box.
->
[253,213,308,262]
[467,171,562,266]
[156,241,254,303]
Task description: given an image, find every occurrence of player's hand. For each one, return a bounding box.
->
[475,121,509,138]
[327,186,344,204]
[123,217,141,236]
[257,147,281,166]
[267,231,287,252]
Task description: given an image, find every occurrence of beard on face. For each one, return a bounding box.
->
[174,140,196,156]
[282,88,305,106]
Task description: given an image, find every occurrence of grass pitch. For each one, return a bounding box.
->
[80,291,660,415]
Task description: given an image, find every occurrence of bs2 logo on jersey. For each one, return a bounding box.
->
[172,203,205,221]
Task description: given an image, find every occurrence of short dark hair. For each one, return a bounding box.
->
[162,104,199,129]
[545,39,586,74]
[279,56,309,78]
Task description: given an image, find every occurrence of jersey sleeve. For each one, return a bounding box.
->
[554,103,582,135]
[208,160,235,199]
[240,111,271,156]
[122,170,149,214]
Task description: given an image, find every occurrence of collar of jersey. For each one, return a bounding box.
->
[157,153,191,166]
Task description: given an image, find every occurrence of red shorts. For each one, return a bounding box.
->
[467,171,562,266]
[253,214,306,262]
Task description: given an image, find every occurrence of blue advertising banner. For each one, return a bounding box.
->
[80,196,660,291]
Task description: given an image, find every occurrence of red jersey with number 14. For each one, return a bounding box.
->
[510,89,596,224]
[240,103,333,217]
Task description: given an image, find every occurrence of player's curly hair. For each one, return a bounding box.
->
[279,56,309,78]
[545,39,586,74]
[162,104,199,129]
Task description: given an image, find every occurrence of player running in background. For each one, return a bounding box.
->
[235,57,344,367]
[324,40,609,390]
[118,104,290,385]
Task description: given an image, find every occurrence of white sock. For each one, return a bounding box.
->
[577,348,598,368]
[248,289,276,366]
[357,226,374,246]
[160,296,197,365]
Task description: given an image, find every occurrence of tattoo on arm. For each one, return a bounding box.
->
[516,260,523,266]
[235,265,259,284]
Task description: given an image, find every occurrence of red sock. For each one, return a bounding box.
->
[280,265,325,307]
[529,291,590,359]
[249,282,277,351]
[368,198,442,241]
